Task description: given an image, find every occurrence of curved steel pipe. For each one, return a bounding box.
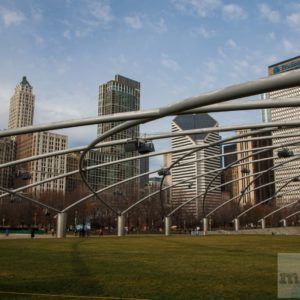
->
[2,67,300,138]
[205,156,300,218]
[3,119,300,171]
[259,199,300,224]
[236,174,300,219]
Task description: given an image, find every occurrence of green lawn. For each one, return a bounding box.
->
[0,235,299,300]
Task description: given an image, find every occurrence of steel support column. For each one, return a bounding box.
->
[56,212,67,238]
[165,216,171,236]
[261,219,266,229]
[281,219,287,227]
[233,218,239,231]
[202,218,208,235]
[117,215,125,237]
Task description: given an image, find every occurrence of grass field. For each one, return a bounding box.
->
[0,235,299,300]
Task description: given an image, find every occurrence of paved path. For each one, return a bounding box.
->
[0,233,55,239]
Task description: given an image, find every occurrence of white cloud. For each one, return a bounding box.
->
[0,6,25,26]
[267,32,276,40]
[287,13,300,30]
[34,35,44,46]
[63,29,71,40]
[190,26,215,38]
[205,60,218,73]
[75,28,92,38]
[161,54,180,71]
[110,54,128,66]
[118,54,128,64]
[226,39,237,48]
[31,7,43,22]
[223,4,247,20]
[61,126,96,148]
[283,39,300,54]
[124,15,143,29]
[251,65,263,75]
[57,65,67,74]
[233,59,249,73]
[124,15,167,33]
[87,0,113,24]
[217,47,226,58]
[172,0,222,17]
[258,3,280,23]
[266,55,278,65]
[38,101,84,122]
[151,18,167,33]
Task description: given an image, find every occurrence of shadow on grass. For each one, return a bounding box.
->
[0,239,106,298]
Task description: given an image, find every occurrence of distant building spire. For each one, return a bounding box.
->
[8,76,35,129]
[20,76,31,87]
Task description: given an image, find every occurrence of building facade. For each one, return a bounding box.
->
[97,75,142,187]
[6,77,70,196]
[66,152,83,193]
[222,144,239,200]
[235,129,275,207]
[268,56,300,206]
[170,113,221,218]
[8,76,35,129]
[222,131,275,207]
[15,132,67,195]
[0,138,15,192]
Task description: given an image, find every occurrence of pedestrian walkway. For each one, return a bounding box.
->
[0,233,54,239]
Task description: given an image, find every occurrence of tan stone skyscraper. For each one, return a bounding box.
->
[8,76,35,129]
[7,76,67,195]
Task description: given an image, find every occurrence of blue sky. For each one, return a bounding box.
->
[0,0,300,165]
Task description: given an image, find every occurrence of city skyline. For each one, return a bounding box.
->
[0,0,299,153]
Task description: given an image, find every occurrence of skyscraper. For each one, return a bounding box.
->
[97,75,142,186]
[0,138,15,192]
[8,76,35,129]
[170,113,221,218]
[8,77,68,195]
[222,144,239,200]
[268,56,300,206]
[234,129,274,206]
[98,75,140,143]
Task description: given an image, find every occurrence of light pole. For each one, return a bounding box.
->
[74,210,78,230]
[34,211,37,227]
